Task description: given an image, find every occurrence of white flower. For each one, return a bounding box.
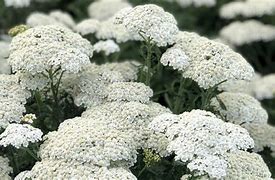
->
[250,74,275,100]
[106,82,153,103]
[149,110,254,179]
[94,40,120,56]
[26,12,64,27]
[160,46,190,71]
[220,20,275,46]
[29,159,137,179]
[0,42,11,74]
[0,156,12,179]
[14,171,32,180]
[88,0,132,21]
[0,74,30,128]
[4,0,31,8]
[225,150,272,179]
[114,4,179,46]
[242,123,275,153]
[96,18,140,43]
[0,124,43,148]
[175,31,255,89]
[8,25,93,74]
[173,0,216,8]
[75,19,100,36]
[49,10,75,29]
[210,92,268,125]
[220,0,275,19]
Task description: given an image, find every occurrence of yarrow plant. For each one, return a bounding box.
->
[0,1,274,179]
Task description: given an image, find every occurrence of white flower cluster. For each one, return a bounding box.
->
[72,62,139,108]
[25,81,170,179]
[88,0,132,21]
[160,46,190,71]
[225,150,272,179]
[242,123,275,153]
[8,25,93,78]
[74,19,100,36]
[0,74,30,128]
[22,159,137,180]
[167,0,216,8]
[114,4,179,46]
[0,156,12,180]
[0,41,11,74]
[250,74,275,100]
[175,31,255,89]
[220,20,275,46]
[0,123,43,149]
[211,92,268,125]
[149,110,254,179]
[96,18,140,43]
[220,0,275,19]
[26,10,75,28]
[94,40,120,56]
[4,0,31,8]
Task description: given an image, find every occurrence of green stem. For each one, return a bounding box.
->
[138,166,147,177]
[173,77,185,114]
[145,40,152,86]
[24,148,40,161]
[10,147,19,175]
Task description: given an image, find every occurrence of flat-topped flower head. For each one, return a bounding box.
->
[220,20,275,46]
[172,0,216,8]
[28,159,137,179]
[0,123,43,149]
[160,46,190,71]
[220,0,275,19]
[175,31,255,89]
[49,10,75,29]
[0,156,13,179]
[242,123,275,153]
[0,74,30,128]
[94,40,120,56]
[225,151,272,179]
[250,74,275,100]
[75,19,100,36]
[211,92,268,125]
[4,0,31,8]
[114,4,179,46]
[88,0,132,21]
[106,82,153,103]
[8,25,93,74]
[0,41,11,74]
[149,110,254,179]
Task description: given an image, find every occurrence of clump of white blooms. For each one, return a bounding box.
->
[0,42,11,74]
[225,151,272,179]
[0,74,30,128]
[49,10,76,29]
[94,40,120,56]
[72,62,140,108]
[167,0,216,8]
[160,46,190,71]
[28,159,137,179]
[211,92,268,125]
[4,0,31,8]
[0,156,12,180]
[14,171,32,180]
[96,18,140,43]
[0,123,43,149]
[8,25,93,75]
[106,82,153,103]
[220,0,275,19]
[250,74,275,100]
[74,19,100,36]
[149,110,254,179]
[88,0,132,21]
[26,10,75,28]
[21,114,36,124]
[114,4,179,46]
[242,123,275,153]
[175,31,255,89]
[220,20,275,46]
